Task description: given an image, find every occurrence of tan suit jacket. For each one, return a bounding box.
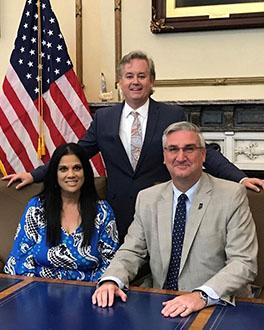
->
[102,173,258,304]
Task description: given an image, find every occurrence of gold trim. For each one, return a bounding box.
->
[115,0,121,11]
[154,77,264,87]
[150,7,174,33]
[75,0,83,86]
[167,0,264,19]
[115,0,122,90]
[75,0,122,91]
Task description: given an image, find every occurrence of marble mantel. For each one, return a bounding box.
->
[89,99,264,132]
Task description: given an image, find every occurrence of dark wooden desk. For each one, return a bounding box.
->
[0,274,263,330]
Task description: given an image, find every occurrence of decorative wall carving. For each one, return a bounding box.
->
[234,142,264,160]
[203,131,264,171]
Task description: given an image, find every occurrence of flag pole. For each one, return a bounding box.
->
[37,0,45,158]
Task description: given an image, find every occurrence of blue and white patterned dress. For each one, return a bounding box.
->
[4,196,119,281]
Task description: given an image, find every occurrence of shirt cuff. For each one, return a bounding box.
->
[239,177,248,184]
[193,285,220,307]
[98,276,125,289]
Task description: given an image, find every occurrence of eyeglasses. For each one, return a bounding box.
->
[164,145,204,154]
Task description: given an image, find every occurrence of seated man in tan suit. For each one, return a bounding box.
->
[92,121,258,318]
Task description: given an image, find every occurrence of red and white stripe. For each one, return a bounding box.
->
[0,65,105,176]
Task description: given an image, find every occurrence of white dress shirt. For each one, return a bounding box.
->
[119,99,149,163]
[171,181,220,306]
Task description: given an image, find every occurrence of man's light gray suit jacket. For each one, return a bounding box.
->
[102,173,258,304]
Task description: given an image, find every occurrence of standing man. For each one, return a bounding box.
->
[3,51,264,242]
[92,122,258,318]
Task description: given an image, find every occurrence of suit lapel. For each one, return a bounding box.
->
[157,182,174,280]
[179,173,212,274]
[111,102,124,144]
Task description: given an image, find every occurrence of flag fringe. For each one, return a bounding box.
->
[0,160,7,176]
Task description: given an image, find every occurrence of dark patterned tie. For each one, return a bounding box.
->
[130,110,142,170]
[166,193,187,291]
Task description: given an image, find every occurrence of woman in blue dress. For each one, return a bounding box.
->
[4,143,119,281]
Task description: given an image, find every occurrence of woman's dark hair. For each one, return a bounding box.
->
[39,143,98,247]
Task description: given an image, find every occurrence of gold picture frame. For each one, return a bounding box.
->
[151,0,264,33]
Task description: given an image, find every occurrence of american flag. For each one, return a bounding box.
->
[0,0,105,176]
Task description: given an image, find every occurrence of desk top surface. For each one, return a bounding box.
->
[0,277,21,293]
[0,276,196,330]
[0,274,263,330]
[203,301,264,330]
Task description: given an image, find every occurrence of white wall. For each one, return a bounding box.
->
[81,0,115,101]
[1,0,264,102]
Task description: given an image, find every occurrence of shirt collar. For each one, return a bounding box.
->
[172,179,200,203]
[123,99,149,119]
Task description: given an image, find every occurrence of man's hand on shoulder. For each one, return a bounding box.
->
[1,172,33,189]
[241,177,264,192]
[161,291,206,318]
[92,281,127,307]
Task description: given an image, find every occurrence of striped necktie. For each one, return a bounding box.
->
[166,193,187,291]
[130,110,142,170]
